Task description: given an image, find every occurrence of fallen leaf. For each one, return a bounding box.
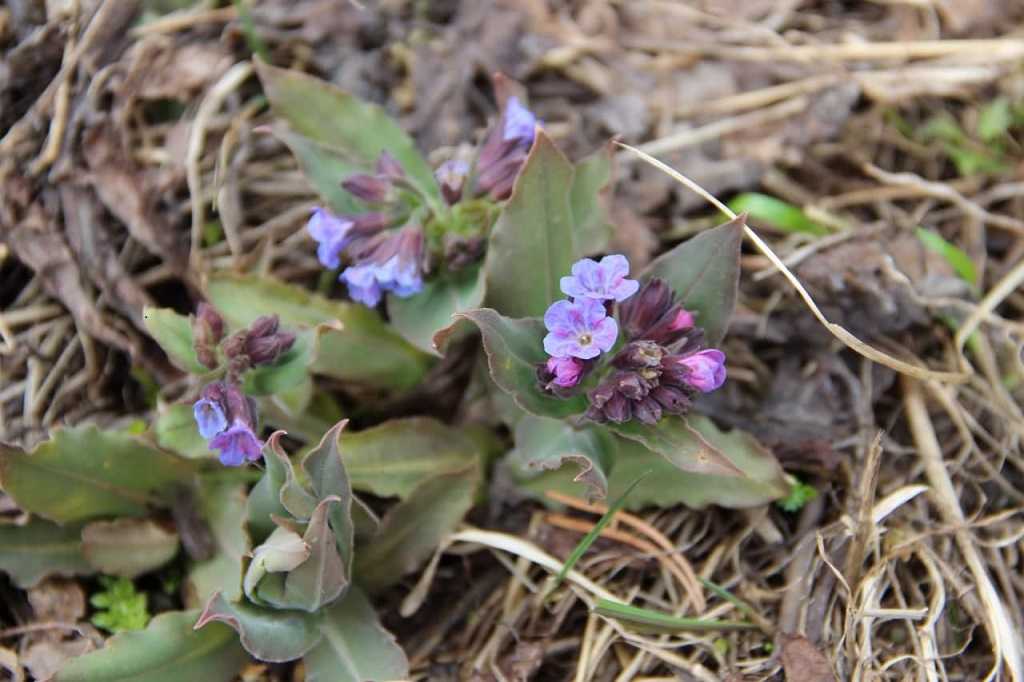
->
[781,634,836,682]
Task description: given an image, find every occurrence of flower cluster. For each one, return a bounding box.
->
[189,305,296,466]
[539,257,728,426]
[194,381,262,466]
[306,96,538,308]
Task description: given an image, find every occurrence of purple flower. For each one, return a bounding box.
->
[306,208,353,269]
[503,96,537,149]
[560,255,640,303]
[543,298,618,360]
[545,356,584,388]
[193,399,227,439]
[674,349,726,392]
[209,419,263,467]
[340,227,424,307]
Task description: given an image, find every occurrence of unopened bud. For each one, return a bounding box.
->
[342,173,391,203]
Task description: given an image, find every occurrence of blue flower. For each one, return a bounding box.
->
[193,398,227,439]
[209,420,263,467]
[560,254,640,303]
[503,96,537,149]
[340,227,424,307]
[306,208,353,269]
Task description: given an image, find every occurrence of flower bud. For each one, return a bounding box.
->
[376,151,405,181]
[633,397,663,425]
[342,173,392,203]
[436,159,469,205]
[248,315,279,339]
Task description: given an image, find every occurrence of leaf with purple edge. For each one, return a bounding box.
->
[505,416,614,500]
[457,309,589,419]
[606,416,789,508]
[0,519,93,589]
[301,421,356,576]
[194,592,322,663]
[56,609,247,682]
[281,497,347,612]
[0,425,195,524]
[642,215,744,346]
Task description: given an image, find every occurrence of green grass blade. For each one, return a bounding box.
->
[592,599,756,633]
[727,193,829,236]
[548,471,650,593]
[915,228,978,287]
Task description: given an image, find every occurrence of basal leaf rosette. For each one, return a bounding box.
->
[465,217,790,507]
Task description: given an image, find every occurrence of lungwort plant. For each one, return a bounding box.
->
[0,57,796,681]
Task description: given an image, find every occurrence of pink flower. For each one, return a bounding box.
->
[545,356,584,388]
[676,349,726,392]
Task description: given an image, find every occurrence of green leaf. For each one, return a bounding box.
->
[0,519,93,588]
[282,497,347,612]
[0,425,195,524]
[265,432,318,521]
[978,97,1013,141]
[55,609,247,682]
[387,265,485,356]
[241,330,313,396]
[483,131,577,318]
[570,143,615,255]
[458,309,588,419]
[607,417,789,509]
[142,307,206,374]
[506,416,613,500]
[642,215,744,345]
[195,592,322,663]
[256,58,439,201]
[271,125,364,215]
[915,227,978,287]
[727,193,828,236]
[206,273,432,391]
[340,417,482,499]
[82,519,180,578]
[301,422,356,576]
[354,466,478,591]
[154,403,210,460]
[187,480,250,606]
[778,479,817,512]
[272,126,363,214]
[302,587,409,682]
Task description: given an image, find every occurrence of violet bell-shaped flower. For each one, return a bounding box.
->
[560,254,640,302]
[210,420,264,467]
[192,381,263,466]
[340,225,425,307]
[474,95,539,200]
[542,298,618,360]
